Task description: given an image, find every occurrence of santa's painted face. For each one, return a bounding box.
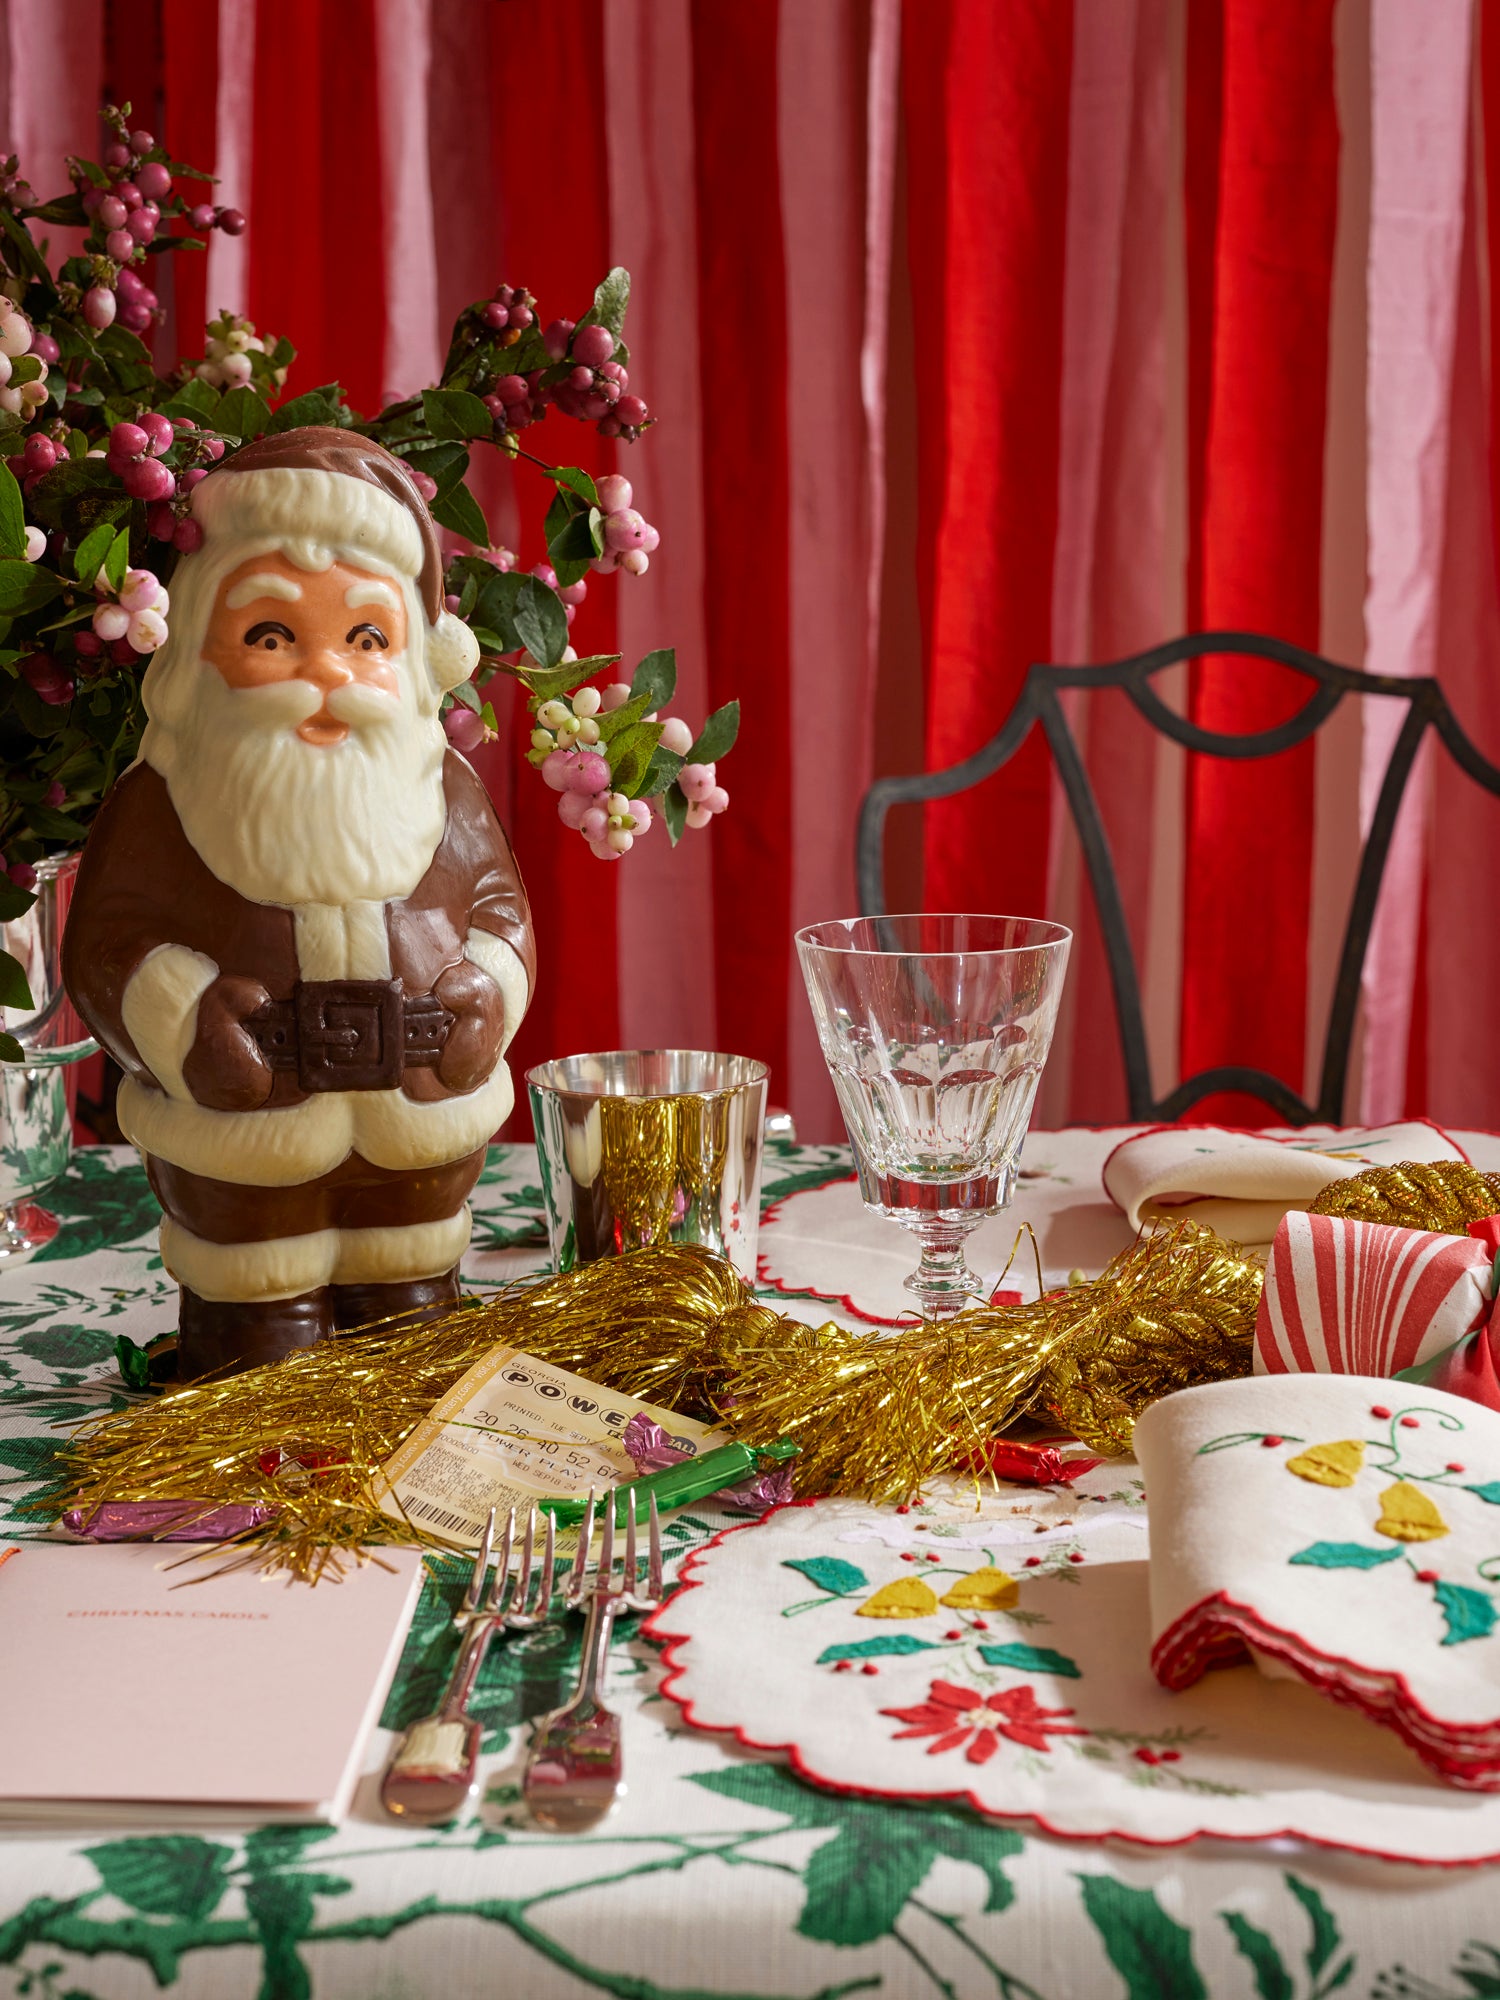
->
[202,551,409,748]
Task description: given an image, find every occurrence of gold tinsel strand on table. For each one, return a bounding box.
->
[55,1224,1262,1576]
[1308,1158,1500,1234]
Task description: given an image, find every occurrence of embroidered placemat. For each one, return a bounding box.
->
[647,1467,1500,1863]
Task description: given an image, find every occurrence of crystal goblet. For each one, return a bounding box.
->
[796,914,1071,1320]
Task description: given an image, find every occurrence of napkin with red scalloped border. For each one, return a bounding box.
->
[1136,1374,1500,1790]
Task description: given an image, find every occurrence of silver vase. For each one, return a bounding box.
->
[0,852,96,1262]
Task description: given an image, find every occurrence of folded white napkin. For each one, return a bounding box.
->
[1102,1121,1465,1246]
[1135,1374,1500,1788]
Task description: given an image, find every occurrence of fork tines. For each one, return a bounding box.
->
[569,1486,663,1611]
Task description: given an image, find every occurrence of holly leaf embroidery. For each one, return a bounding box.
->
[1434,1580,1497,1646]
[978,1642,1082,1679]
[818,1634,939,1665]
[1078,1877,1208,2000]
[1287,1542,1404,1570]
[782,1556,868,1596]
[82,1835,234,1921]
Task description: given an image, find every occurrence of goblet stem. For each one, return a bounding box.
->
[902,1216,985,1320]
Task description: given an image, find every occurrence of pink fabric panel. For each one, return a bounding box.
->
[375,0,441,408]
[1426,152,1500,1126]
[204,0,255,321]
[779,0,879,1140]
[4,0,101,193]
[1358,0,1473,1122]
[604,0,717,1058]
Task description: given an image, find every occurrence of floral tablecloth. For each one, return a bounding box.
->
[5,1133,1500,2000]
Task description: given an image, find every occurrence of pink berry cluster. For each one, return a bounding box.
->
[588,473,659,578]
[75,118,243,336]
[88,563,169,656]
[194,311,287,394]
[101,415,223,551]
[0,311,49,420]
[679,758,730,829]
[529,560,587,624]
[540,320,650,440]
[541,733,654,861]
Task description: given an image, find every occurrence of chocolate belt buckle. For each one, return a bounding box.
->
[294,979,404,1093]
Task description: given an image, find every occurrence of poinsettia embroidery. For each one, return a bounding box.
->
[881,1679,1086,1763]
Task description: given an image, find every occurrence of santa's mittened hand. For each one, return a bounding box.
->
[181,974,276,1111]
[432,958,506,1094]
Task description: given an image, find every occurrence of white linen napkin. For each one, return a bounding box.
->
[1102,1120,1465,1246]
[1134,1374,1500,1788]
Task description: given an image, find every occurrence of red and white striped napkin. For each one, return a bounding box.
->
[1256,1211,1500,1411]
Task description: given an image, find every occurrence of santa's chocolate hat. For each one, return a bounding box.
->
[189,425,476,691]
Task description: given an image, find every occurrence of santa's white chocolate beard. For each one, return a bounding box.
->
[142,657,449,908]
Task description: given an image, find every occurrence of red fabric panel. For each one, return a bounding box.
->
[159,0,219,363]
[246,1,386,419]
[1183,0,1223,634]
[1485,9,1500,622]
[1179,0,1339,1121]
[487,0,621,1122]
[903,0,1072,917]
[690,5,791,1089]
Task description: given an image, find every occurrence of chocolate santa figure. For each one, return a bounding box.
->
[64,428,535,1380]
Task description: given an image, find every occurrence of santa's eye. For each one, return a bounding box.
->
[347,622,389,653]
[244,621,295,651]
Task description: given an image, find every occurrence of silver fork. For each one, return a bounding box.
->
[380,1504,556,1824]
[523,1487,663,1832]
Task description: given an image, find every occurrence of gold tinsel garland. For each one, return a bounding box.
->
[56,1157,1500,1578]
[1308,1158,1500,1234]
[56,1224,1262,1576]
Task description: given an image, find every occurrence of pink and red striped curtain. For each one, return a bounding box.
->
[7,0,1499,1139]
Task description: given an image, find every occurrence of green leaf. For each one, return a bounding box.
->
[102,525,130,593]
[1435,1580,1496,1646]
[156,375,221,419]
[0,463,24,560]
[547,505,602,587]
[214,385,271,439]
[513,574,568,669]
[688,698,740,765]
[1078,1877,1208,2000]
[607,719,663,798]
[816,1634,939,1664]
[95,324,155,369]
[1223,1913,1293,2000]
[1284,1873,1342,1979]
[639,745,684,798]
[399,439,469,485]
[0,560,61,615]
[630,646,677,712]
[449,679,481,714]
[266,389,344,434]
[83,1835,235,1921]
[0,879,36,922]
[551,464,600,505]
[662,781,689,845]
[800,1818,937,1947]
[597,688,654,744]
[783,1555,867,1596]
[586,265,630,338]
[422,385,495,442]
[72,520,114,585]
[0,1030,25,1063]
[0,209,50,284]
[977,1642,1082,1679]
[1464,1482,1500,1505]
[1288,1542,1404,1571]
[429,480,490,548]
[0,949,32,1011]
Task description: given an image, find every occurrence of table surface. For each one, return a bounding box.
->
[4,1131,1500,2000]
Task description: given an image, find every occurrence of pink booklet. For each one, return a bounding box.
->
[0,1540,425,1824]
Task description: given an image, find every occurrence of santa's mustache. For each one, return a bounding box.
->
[214,670,404,735]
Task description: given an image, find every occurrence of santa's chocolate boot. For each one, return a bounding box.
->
[330,1267,463,1336]
[177,1287,332,1381]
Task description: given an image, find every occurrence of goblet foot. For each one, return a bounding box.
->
[0,1198,60,1267]
[901,1216,985,1320]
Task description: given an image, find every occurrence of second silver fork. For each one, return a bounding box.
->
[523,1487,663,1832]
[380,1504,556,1825]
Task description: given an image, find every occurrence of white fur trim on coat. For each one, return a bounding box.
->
[160,1208,473,1303]
[464,927,529,1052]
[120,944,220,1101]
[118,1058,514,1187]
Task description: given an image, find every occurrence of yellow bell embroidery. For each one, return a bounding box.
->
[938,1567,1020,1612]
[1374,1481,1449,1543]
[857,1578,939,1619]
[1285,1439,1365,1487]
